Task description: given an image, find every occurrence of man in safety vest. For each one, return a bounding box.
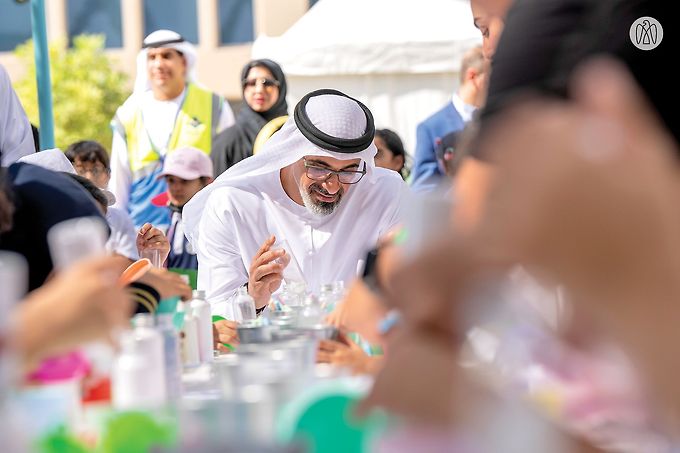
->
[109,29,234,229]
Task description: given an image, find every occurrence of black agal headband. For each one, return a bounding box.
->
[143,36,185,49]
[294,89,375,154]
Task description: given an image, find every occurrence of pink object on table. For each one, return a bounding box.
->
[28,350,91,383]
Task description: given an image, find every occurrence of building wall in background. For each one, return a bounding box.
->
[0,0,309,101]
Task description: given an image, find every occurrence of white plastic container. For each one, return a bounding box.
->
[181,302,201,367]
[236,286,257,322]
[157,314,182,400]
[112,314,167,409]
[190,290,213,364]
[47,217,108,270]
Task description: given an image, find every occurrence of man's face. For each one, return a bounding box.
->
[147,48,187,90]
[243,65,280,113]
[73,158,110,189]
[295,155,363,216]
[165,175,207,206]
[470,0,510,61]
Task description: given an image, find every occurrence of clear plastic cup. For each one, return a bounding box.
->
[273,239,305,285]
[140,248,163,268]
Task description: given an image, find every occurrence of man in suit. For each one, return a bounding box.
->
[410,46,487,192]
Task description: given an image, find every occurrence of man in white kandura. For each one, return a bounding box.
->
[184,89,407,323]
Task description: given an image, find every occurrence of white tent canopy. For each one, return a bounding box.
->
[252,0,481,157]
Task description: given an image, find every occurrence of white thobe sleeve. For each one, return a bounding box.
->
[109,128,132,213]
[195,189,248,320]
[379,179,409,237]
[216,99,235,134]
[0,65,35,166]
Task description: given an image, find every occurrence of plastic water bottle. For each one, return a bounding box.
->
[332,281,345,300]
[299,294,324,327]
[236,286,257,321]
[0,252,29,453]
[190,290,213,363]
[112,314,166,409]
[47,217,108,270]
[180,302,201,367]
[157,314,182,401]
[319,283,337,313]
[0,253,25,390]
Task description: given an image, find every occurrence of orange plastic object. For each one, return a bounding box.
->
[118,258,152,287]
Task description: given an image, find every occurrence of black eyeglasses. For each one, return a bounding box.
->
[242,77,280,89]
[303,159,367,184]
[75,165,109,177]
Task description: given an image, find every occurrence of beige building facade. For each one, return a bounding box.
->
[0,0,311,101]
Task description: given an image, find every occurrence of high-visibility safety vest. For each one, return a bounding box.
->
[112,83,223,228]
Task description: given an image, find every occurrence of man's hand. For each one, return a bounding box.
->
[326,279,388,346]
[247,235,289,308]
[137,223,170,266]
[317,332,379,375]
[15,256,132,367]
[213,319,239,353]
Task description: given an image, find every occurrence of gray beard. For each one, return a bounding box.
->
[299,184,343,216]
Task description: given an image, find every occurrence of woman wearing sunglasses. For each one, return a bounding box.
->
[211,59,289,177]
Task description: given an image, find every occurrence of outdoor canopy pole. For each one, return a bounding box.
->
[30,0,55,149]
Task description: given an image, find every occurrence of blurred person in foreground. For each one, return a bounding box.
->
[211,59,289,177]
[110,29,234,230]
[0,161,106,290]
[360,58,678,453]
[356,0,678,449]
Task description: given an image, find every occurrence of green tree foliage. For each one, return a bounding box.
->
[14,35,129,152]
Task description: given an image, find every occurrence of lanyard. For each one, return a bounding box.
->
[141,87,188,159]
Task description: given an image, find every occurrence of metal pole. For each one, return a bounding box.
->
[30,0,55,149]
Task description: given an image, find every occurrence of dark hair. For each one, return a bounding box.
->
[375,128,408,176]
[63,172,109,212]
[65,140,111,170]
[375,129,406,158]
[31,123,40,152]
[0,167,14,233]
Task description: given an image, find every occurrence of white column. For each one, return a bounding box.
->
[197,0,219,49]
[121,0,144,52]
[46,0,68,45]
[253,0,308,37]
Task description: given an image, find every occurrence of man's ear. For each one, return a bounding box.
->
[466,67,478,84]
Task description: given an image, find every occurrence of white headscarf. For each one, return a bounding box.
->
[134,29,198,95]
[18,148,76,174]
[183,92,378,246]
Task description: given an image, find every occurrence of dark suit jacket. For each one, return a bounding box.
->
[410,102,465,191]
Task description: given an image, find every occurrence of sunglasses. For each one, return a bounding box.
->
[242,77,280,89]
[303,159,367,184]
